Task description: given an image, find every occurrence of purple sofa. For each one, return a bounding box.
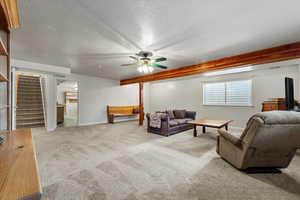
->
[146,110,196,137]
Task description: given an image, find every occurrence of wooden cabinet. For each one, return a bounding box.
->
[57,104,65,124]
[262,98,286,112]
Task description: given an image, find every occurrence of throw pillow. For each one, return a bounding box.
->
[166,110,175,119]
[173,110,186,119]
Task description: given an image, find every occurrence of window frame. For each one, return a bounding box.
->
[202,79,253,107]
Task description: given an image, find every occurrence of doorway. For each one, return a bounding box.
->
[56,79,79,127]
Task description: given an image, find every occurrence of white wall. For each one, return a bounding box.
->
[45,74,57,131]
[64,74,139,126]
[148,65,299,128]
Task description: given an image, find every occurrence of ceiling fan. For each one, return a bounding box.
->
[121,51,168,73]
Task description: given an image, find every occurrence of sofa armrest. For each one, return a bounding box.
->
[160,114,170,131]
[218,129,241,146]
[160,114,169,121]
[185,111,196,120]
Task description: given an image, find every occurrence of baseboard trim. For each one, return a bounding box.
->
[78,119,138,127]
[78,121,106,126]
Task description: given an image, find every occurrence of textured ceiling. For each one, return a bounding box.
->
[12,0,300,80]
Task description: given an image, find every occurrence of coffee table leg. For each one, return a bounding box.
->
[225,124,228,131]
[202,126,206,134]
[193,125,197,137]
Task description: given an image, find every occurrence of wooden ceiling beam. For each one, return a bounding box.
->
[120,41,300,85]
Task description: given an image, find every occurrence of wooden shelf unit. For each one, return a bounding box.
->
[65,91,79,103]
[0,0,20,131]
[0,72,8,82]
[0,37,8,56]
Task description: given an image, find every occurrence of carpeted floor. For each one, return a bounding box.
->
[32,121,300,200]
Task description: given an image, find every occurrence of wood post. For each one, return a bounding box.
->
[139,82,144,126]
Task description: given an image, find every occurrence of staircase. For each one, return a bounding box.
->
[16,75,45,128]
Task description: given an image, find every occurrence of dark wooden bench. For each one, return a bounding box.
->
[107,105,139,123]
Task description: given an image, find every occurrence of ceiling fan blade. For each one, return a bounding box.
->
[151,63,168,69]
[154,57,167,62]
[129,56,138,61]
[121,63,138,66]
[77,53,135,58]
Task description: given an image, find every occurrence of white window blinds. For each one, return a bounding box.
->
[203,80,252,106]
[203,82,226,105]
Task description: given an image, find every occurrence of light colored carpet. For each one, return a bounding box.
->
[32,121,300,200]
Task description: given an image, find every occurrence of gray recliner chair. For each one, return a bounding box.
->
[217,111,300,170]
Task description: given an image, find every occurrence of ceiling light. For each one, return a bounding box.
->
[137,66,143,72]
[203,66,254,76]
[137,63,154,74]
[148,66,154,72]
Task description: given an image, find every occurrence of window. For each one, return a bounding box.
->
[203,80,252,106]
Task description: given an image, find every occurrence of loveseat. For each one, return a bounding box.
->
[146,110,196,136]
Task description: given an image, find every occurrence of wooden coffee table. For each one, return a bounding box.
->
[188,118,233,137]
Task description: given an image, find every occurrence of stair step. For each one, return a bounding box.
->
[18,88,41,91]
[17,90,41,94]
[18,92,42,95]
[16,121,45,128]
[17,97,42,101]
[17,112,44,116]
[18,86,41,88]
[17,101,43,105]
[18,76,40,80]
[17,116,44,121]
[18,79,40,82]
[18,83,40,86]
[17,104,43,108]
[18,78,40,82]
[18,86,41,89]
[17,119,44,123]
[17,108,43,112]
[17,97,42,100]
[17,100,42,104]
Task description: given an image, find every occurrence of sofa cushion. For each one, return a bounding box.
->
[169,120,179,127]
[173,118,192,125]
[173,110,186,119]
[166,110,175,119]
[184,118,193,122]
[173,119,186,125]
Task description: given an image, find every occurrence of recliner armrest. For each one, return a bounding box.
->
[218,129,241,146]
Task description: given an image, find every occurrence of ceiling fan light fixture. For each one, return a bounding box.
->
[137,66,143,73]
[137,63,154,74]
[142,64,149,73]
[148,66,154,72]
